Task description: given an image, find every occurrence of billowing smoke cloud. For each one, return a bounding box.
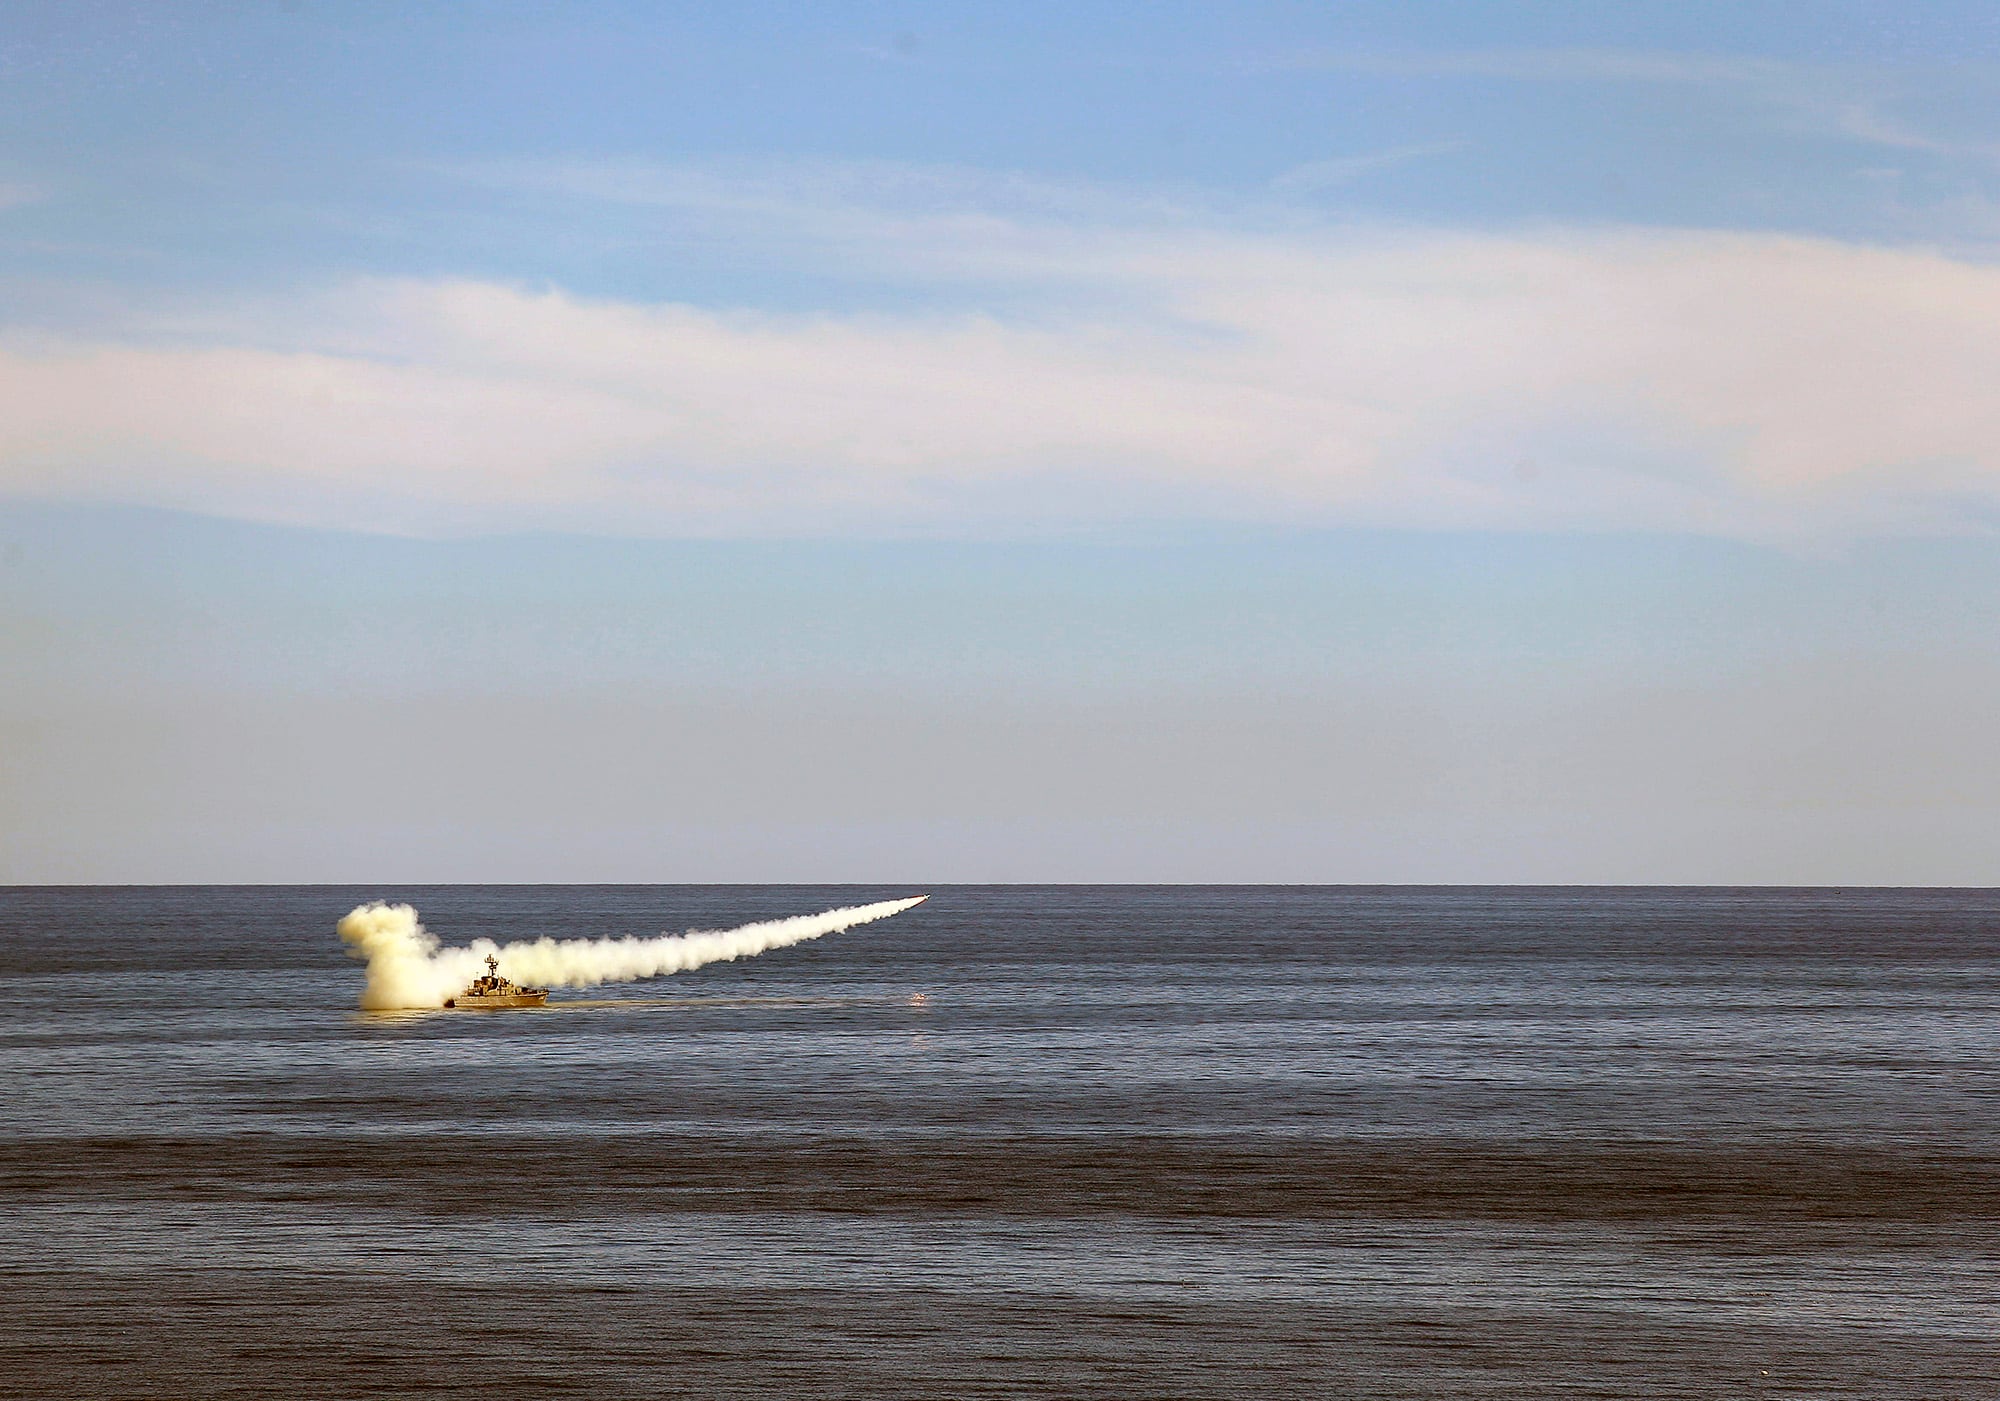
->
[337,895,927,1010]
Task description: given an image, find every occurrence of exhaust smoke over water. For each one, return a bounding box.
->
[336,896,927,1009]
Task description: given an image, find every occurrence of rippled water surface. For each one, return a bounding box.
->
[5,885,1998,1398]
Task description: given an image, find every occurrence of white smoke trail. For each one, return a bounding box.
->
[337,895,927,1010]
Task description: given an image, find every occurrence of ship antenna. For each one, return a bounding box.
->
[486,954,498,975]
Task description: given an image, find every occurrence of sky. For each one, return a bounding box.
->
[6,1,2000,882]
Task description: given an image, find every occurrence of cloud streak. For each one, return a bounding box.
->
[1257,46,2000,167]
[1270,141,1469,194]
[6,185,2000,540]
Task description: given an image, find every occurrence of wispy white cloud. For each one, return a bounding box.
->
[434,155,1228,302]
[845,31,924,65]
[444,154,1211,246]
[1270,141,1468,194]
[8,173,2000,540]
[1258,46,2000,166]
[1255,47,1788,86]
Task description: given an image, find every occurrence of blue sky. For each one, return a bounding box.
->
[11,1,2000,289]
[5,2,2000,881]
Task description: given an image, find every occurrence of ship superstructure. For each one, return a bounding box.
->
[444,955,549,1009]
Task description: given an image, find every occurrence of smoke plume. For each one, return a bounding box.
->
[338,895,927,1010]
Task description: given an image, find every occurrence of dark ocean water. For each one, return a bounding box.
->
[4,885,1998,1399]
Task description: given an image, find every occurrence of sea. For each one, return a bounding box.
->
[4,885,1997,1399]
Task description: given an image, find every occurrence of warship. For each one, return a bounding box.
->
[444,955,549,1009]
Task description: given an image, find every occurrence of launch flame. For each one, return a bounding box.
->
[337,895,928,1010]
